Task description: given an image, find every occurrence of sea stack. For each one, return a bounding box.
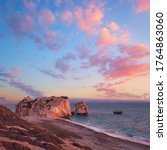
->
[15,96,72,119]
[75,102,89,116]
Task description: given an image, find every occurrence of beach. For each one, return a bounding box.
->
[34,118,150,150]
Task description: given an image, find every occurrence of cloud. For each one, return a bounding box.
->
[117,31,130,44]
[9,80,44,98]
[38,9,55,26]
[36,67,65,79]
[100,43,150,79]
[23,0,36,11]
[108,22,119,31]
[44,30,63,51]
[83,43,149,80]
[31,30,63,51]
[55,52,76,73]
[97,28,116,51]
[94,82,149,100]
[55,59,70,73]
[77,46,90,59]
[120,44,149,59]
[75,3,104,34]
[136,0,149,13]
[72,75,89,80]
[61,10,73,24]
[8,14,34,37]
[0,67,21,79]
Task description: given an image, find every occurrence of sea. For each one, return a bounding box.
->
[4,99,150,142]
[70,99,150,142]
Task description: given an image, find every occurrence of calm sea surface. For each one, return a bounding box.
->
[71,100,150,141]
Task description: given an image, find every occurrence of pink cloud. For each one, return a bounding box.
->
[0,67,21,79]
[94,82,149,100]
[120,44,149,59]
[136,0,150,13]
[8,14,34,36]
[97,28,116,51]
[23,0,36,11]
[61,10,73,24]
[117,31,130,44]
[38,9,55,26]
[104,59,149,79]
[108,22,119,31]
[75,3,104,34]
[5,68,21,78]
[101,44,150,79]
[77,46,90,59]
[84,43,149,80]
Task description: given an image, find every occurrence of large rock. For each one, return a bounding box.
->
[15,96,71,119]
[75,102,89,116]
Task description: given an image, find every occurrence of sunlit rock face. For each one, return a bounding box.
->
[16,96,71,119]
[75,102,89,116]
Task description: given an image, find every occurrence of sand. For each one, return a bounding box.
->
[33,118,150,150]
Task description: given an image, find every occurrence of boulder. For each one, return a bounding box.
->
[75,102,89,116]
[15,96,72,119]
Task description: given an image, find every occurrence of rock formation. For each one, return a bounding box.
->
[0,104,63,150]
[15,96,71,119]
[75,102,89,116]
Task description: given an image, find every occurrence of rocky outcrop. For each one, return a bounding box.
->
[0,104,63,150]
[15,96,71,119]
[75,102,89,116]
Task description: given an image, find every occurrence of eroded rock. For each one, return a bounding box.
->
[75,102,89,116]
[15,96,71,119]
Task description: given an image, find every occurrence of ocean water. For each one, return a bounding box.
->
[70,100,150,141]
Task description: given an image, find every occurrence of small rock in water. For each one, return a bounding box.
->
[75,102,89,116]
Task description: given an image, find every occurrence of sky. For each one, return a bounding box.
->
[0,0,150,103]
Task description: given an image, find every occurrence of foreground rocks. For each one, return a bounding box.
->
[75,102,89,116]
[0,104,64,150]
[16,96,71,119]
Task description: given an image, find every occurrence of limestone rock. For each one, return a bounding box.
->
[75,102,88,116]
[15,96,71,119]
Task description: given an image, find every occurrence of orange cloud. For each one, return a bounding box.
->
[97,28,116,51]
[136,0,149,13]
[108,22,119,31]
[75,3,104,34]
[61,10,73,24]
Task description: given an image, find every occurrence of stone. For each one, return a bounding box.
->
[75,102,89,116]
[15,96,71,119]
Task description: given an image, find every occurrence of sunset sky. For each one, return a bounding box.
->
[0,0,150,103]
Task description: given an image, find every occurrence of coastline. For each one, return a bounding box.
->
[30,117,150,150]
[63,118,150,146]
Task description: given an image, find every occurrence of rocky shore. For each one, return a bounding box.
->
[0,96,150,150]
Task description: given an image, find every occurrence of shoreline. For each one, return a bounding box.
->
[29,117,150,150]
[63,118,150,146]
